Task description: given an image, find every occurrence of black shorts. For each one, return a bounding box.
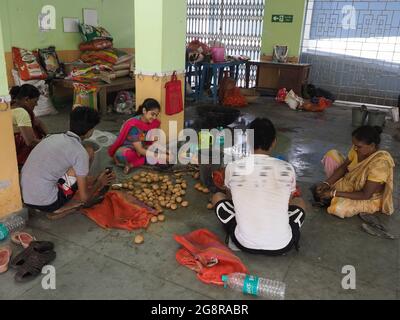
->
[215,200,306,256]
[25,181,78,213]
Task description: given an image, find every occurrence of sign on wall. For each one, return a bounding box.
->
[271,14,293,23]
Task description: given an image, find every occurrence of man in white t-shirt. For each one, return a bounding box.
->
[212,118,306,255]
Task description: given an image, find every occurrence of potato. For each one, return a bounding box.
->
[157,214,166,222]
[207,203,214,210]
[147,202,154,208]
[171,204,178,210]
[166,203,171,209]
[143,188,151,194]
[167,181,172,185]
[140,173,146,177]
[180,190,186,196]
[151,216,158,223]
[129,185,134,191]
[176,197,183,203]
[160,201,166,207]
[173,188,180,194]
[123,183,129,189]
[176,179,182,184]
[140,178,147,183]
[133,175,140,181]
[134,235,144,244]
[181,183,187,189]
[152,184,159,190]
[181,201,189,207]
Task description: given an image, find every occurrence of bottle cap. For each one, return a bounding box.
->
[221,275,228,288]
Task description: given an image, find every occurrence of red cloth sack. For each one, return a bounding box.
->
[174,229,248,286]
[165,72,183,115]
[82,191,152,230]
[12,47,47,81]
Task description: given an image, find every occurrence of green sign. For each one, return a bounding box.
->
[272,14,293,23]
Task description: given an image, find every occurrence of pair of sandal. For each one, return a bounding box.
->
[10,241,56,282]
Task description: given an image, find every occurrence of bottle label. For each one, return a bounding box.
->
[243,275,259,296]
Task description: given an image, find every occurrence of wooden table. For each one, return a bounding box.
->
[52,77,135,115]
[245,61,311,96]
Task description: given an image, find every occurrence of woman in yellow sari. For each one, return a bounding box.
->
[314,126,395,218]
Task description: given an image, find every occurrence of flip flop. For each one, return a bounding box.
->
[0,247,12,274]
[11,232,36,249]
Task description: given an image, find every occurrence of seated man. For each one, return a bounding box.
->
[212,118,306,255]
[21,107,115,214]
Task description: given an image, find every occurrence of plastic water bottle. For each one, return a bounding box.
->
[0,215,25,241]
[221,273,286,300]
[216,127,225,147]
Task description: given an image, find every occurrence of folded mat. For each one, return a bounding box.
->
[82,191,151,230]
[174,229,248,286]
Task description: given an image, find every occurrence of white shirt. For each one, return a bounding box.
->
[225,154,296,250]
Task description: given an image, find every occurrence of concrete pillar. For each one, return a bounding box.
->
[135,0,187,141]
[0,18,23,219]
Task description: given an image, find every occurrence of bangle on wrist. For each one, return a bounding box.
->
[331,189,337,198]
[323,181,331,187]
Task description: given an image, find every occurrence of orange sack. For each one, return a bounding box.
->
[82,191,151,230]
[174,229,248,286]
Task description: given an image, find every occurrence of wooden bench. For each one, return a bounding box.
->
[52,77,135,115]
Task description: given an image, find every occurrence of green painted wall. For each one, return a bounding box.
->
[261,0,307,58]
[0,17,8,95]
[135,0,186,73]
[0,0,135,52]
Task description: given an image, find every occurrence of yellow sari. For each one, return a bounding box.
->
[328,150,395,218]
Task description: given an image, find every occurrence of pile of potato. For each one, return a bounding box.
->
[113,171,190,214]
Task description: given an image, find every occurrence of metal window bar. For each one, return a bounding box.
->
[187,0,265,88]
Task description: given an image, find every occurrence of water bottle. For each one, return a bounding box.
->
[216,127,225,147]
[0,215,26,241]
[221,273,286,300]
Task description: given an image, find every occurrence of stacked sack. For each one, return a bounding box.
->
[11,47,57,116]
[78,24,134,83]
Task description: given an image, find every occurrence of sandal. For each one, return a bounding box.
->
[10,241,54,269]
[0,247,12,274]
[15,250,56,283]
[11,232,36,249]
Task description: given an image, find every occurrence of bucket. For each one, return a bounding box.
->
[367,110,386,128]
[352,106,368,127]
[211,47,225,63]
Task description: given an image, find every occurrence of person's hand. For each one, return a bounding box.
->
[98,169,116,188]
[320,189,333,200]
[316,182,330,195]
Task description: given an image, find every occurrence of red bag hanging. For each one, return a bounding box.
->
[165,71,183,115]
